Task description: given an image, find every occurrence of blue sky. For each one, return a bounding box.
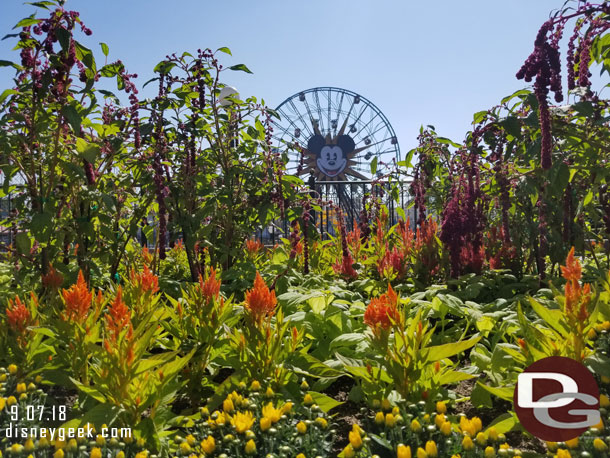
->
[1,0,564,154]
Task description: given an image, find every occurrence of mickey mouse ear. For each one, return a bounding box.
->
[337,135,355,153]
[307,134,326,154]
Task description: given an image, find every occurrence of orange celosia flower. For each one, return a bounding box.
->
[561,247,591,320]
[364,284,400,332]
[244,272,277,325]
[6,296,30,332]
[130,264,159,294]
[561,247,582,282]
[245,239,263,255]
[199,267,221,304]
[42,264,64,289]
[105,286,132,343]
[62,271,92,324]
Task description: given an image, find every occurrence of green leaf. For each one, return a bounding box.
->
[370,156,378,175]
[473,110,487,125]
[55,27,71,52]
[229,64,252,74]
[75,138,100,162]
[14,15,41,29]
[15,232,31,255]
[583,190,593,206]
[477,382,513,402]
[420,337,480,361]
[216,47,232,55]
[154,61,176,75]
[528,297,569,337]
[30,212,53,242]
[0,60,19,70]
[0,89,18,104]
[486,412,518,434]
[100,42,109,57]
[306,391,343,413]
[329,333,364,350]
[61,105,82,133]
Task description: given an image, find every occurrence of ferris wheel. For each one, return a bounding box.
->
[270,87,400,182]
[269,87,401,230]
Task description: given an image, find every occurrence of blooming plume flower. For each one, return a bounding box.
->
[245,239,263,256]
[561,247,591,321]
[6,296,31,333]
[105,286,132,344]
[199,267,221,305]
[129,264,159,295]
[244,272,277,325]
[62,270,92,324]
[364,284,401,333]
[42,264,64,289]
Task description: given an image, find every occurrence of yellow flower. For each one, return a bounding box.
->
[96,435,106,446]
[416,448,427,458]
[451,456,461,458]
[476,432,487,446]
[385,413,397,427]
[223,397,235,413]
[201,436,215,454]
[260,416,272,432]
[484,446,495,458]
[382,398,392,411]
[296,454,306,458]
[556,450,572,458]
[588,328,597,339]
[53,450,64,458]
[425,440,438,457]
[179,442,191,454]
[601,394,610,408]
[602,375,610,384]
[436,401,447,414]
[546,442,558,452]
[0,398,6,410]
[315,417,328,429]
[16,383,26,394]
[231,411,255,434]
[303,393,314,406]
[262,403,281,423]
[397,444,412,458]
[19,393,27,401]
[343,445,355,458]
[488,427,498,441]
[250,380,261,391]
[593,438,608,452]
[116,452,125,458]
[471,417,483,433]
[375,411,385,425]
[244,439,256,455]
[7,396,17,406]
[90,448,102,458]
[441,421,452,436]
[8,364,17,374]
[435,413,445,428]
[24,439,34,452]
[11,444,24,454]
[565,437,578,449]
[300,380,310,390]
[265,387,275,398]
[499,443,509,450]
[349,427,363,450]
[297,421,307,435]
[462,436,474,451]
[411,419,422,432]
[215,411,227,426]
[281,401,293,415]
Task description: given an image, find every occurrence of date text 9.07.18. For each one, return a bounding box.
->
[8,405,67,422]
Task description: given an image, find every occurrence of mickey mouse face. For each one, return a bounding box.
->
[307,134,355,178]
